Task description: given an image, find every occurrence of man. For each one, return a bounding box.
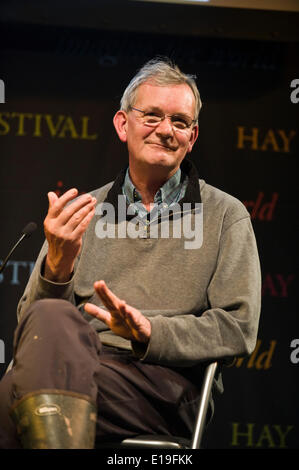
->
[0,58,261,449]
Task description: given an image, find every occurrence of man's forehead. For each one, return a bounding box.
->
[134,82,195,112]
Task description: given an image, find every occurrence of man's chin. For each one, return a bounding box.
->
[143,158,180,177]
[146,156,175,169]
[146,149,177,165]
[131,151,183,173]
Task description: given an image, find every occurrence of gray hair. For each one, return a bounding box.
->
[120,58,202,122]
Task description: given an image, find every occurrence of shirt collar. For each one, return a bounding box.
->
[123,167,182,205]
[105,159,201,218]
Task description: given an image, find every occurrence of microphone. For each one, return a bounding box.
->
[0,222,37,274]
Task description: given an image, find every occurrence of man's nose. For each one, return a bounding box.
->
[155,116,174,137]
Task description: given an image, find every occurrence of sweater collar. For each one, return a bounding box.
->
[105,158,201,210]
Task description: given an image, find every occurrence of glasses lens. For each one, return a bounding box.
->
[143,115,161,126]
[171,119,188,130]
[137,109,193,131]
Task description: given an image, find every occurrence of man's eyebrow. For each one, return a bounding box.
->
[143,106,192,120]
[142,105,163,113]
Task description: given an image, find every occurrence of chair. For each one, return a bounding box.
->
[98,361,218,449]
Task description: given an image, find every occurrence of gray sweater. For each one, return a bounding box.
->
[17,160,261,370]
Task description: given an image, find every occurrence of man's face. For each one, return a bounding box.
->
[114,82,199,176]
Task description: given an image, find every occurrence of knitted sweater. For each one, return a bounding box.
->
[17,160,261,369]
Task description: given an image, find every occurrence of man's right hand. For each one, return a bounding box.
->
[43,188,97,283]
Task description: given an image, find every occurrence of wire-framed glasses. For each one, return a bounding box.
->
[130,106,196,132]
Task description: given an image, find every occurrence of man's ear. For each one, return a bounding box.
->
[187,124,199,153]
[113,110,128,143]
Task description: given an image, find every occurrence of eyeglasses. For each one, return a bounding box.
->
[129,106,196,132]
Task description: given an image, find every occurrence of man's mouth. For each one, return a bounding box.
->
[147,142,176,151]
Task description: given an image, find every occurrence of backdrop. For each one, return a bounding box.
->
[0,17,298,449]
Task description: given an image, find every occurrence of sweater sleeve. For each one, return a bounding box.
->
[16,240,76,322]
[133,216,261,367]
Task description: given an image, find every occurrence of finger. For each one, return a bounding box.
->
[84,303,111,324]
[47,191,58,208]
[119,303,151,342]
[120,303,139,328]
[48,188,79,217]
[58,194,96,226]
[70,204,96,238]
[94,281,120,311]
[65,200,96,232]
[117,300,127,319]
[119,301,131,319]
[94,281,123,312]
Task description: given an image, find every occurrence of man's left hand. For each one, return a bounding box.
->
[84,281,151,344]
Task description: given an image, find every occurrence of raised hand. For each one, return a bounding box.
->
[84,280,151,344]
[43,188,97,282]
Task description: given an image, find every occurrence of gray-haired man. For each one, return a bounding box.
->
[0,59,261,449]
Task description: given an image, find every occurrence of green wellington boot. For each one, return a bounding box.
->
[10,389,97,449]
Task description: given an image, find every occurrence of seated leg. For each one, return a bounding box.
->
[0,298,205,449]
[0,299,101,449]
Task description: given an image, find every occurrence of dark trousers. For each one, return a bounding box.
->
[0,299,204,449]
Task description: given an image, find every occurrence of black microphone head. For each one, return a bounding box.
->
[21,222,37,237]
